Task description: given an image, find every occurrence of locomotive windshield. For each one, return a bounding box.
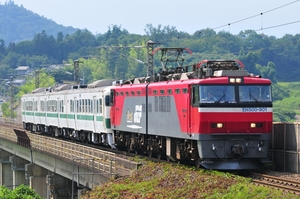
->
[200,85,235,103]
[199,85,272,104]
[239,85,272,102]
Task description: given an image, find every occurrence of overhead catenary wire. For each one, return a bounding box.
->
[256,20,300,32]
[212,0,300,31]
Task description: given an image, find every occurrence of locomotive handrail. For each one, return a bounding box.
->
[0,126,116,174]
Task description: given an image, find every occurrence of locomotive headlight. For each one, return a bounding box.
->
[229,78,242,83]
[211,123,223,128]
[250,123,263,128]
[236,78,242,83]
[217,123,223,128]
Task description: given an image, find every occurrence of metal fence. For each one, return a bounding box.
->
[0,126,116,175]
[270,123,300,173]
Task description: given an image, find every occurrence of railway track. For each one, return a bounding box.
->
[251,172,300,196]
[0,122,144,177]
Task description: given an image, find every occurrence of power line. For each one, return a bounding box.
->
[212,0,300,30]
[256,20,300,32]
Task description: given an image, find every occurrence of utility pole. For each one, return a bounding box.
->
[35,70,40,89]
[74,60,83,85]
[98,40,159,81]
[146,40,159,79]
[9,75,14,118]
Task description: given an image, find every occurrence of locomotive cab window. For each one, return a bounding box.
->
[200,85,235,103]
[239,85,272,103]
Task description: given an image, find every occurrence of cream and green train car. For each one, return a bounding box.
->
[21,79,116,148]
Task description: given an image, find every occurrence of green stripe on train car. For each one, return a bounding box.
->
[76,115,94,120]
[59,114,75,119]
[96,116,103,121]
[35,112,46,117]
[105,118,111,129]
[22,111,107,123]
[67,114,75,119]
[47,113,59,118]
[24,112,34,116]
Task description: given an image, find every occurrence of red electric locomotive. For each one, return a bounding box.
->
[110,59,272,170]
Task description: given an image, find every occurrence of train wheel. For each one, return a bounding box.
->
[148,150,153,158]
[166,156,171,162]
[195,158,202,168]
[157,153,162,160]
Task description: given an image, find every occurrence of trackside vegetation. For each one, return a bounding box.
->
[81,161,297,199]
[0,184,43,199]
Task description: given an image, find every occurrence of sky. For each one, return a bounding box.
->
[6,0,300,38]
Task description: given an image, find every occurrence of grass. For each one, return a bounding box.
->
[80,161,297,199]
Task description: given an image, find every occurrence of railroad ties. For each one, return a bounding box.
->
[251,172,300,196]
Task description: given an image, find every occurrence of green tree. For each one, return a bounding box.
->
[17,70,55,99]
[0,184,43,199]
[256,62,277,83]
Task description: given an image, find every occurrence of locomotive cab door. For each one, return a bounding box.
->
[74,97,78,130]
[110,89,116,125]
[92,96,99,133]
[190,84,200,134]
[57,97,61,128]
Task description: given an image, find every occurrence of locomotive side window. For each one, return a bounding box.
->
[182,88,188,93]
[137,91,141,95]
[131,91,135,95]
[175,89,180,94]
[109,89,115,106]
[160,90,165,94]
[153,90,158,95]
[192,85,199,106]
[167,89,172,94]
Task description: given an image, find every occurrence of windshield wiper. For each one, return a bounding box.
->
[217,93,225,103]
[249,91,259,103]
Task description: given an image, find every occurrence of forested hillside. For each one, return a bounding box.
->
[0,1,299,122]
[0,1,77,43]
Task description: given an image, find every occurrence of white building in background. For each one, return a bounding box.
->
[15,66,30,76]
